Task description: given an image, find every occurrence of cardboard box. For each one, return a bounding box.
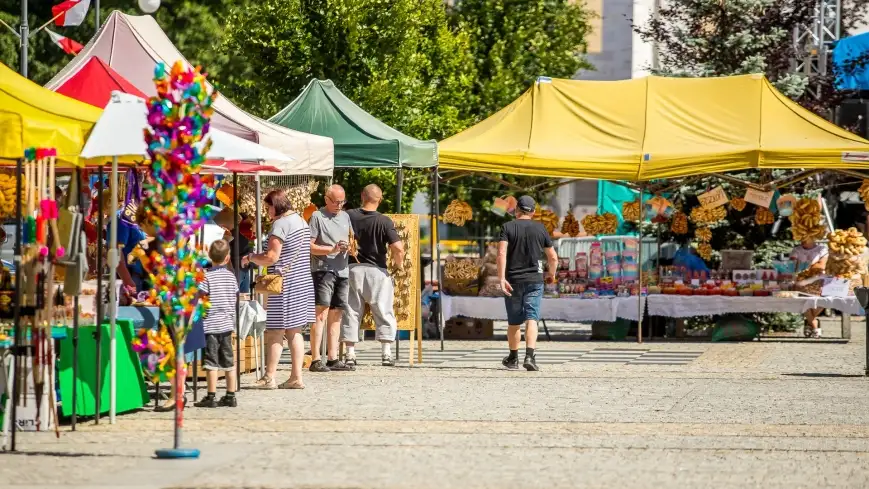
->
[443,318,494,339]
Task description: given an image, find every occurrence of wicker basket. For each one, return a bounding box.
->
[443,276,480,296]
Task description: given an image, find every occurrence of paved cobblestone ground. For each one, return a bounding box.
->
[4,321,869,488]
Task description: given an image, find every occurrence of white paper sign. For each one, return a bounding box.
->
[822,278,850,298]
[698,186,729,209]
[691,279,700,286]
[744,188,774,208]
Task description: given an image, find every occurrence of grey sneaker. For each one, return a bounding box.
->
[345,354,357,369]
[251,375,277,390]
[382,354,395,367]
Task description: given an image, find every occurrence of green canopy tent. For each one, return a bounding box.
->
[269,79,438,170]
[270,79,441,355]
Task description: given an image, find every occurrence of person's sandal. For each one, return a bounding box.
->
[278,379,305,389]
[155,398,186,412]
[251,375,277,390]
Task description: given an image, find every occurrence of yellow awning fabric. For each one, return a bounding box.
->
[439,74,869,181]
[0,62,102,167]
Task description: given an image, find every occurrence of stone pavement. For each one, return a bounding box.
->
[4,323,869,489]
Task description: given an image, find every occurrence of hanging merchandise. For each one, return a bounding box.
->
[776,194,797,217]
[492,195,517,216]
[789,198,826,240]
[622,200,640,222]
[560,212,581,237]
[581,212,618,235]
[533,205,559,235]
[689,205,726,224]
[695,227,712,242]
[0,171,24,219]
[859,180,869,211]
[442,199,473,226]
[670,210,688,235]
[826,228,868,280]
[754,207,775,225]
[729,197,747,211]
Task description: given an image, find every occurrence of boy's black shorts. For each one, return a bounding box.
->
[204,331,234,371]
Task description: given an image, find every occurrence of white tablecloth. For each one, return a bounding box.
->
[441,295,645,323]
[646,295,864,318]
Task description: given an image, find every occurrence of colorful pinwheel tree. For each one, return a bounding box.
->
[132,61,217,457]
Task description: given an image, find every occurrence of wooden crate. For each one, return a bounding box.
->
[195,334,258,380]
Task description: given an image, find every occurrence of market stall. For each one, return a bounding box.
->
[269,78,438,363]
[79,90,291,424]
[436,74,869,343]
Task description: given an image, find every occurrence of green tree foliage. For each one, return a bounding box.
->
[448,0,593,117]
[633,0,869,116]
[436,0,593,233]
[220,0,477,212]
[0,1,250,87]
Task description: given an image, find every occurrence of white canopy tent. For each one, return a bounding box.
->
[81,92,292,424]
[48,10,334,176]
[81,92,294,168]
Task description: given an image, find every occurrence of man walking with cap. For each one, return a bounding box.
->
[497,195,558,371]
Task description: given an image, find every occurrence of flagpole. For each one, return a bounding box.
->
[29,12,64,38]
[95,0,99,35]
[19,0,27,78]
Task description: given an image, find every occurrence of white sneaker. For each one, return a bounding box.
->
[811,328,822,339]
[382,354,395,367]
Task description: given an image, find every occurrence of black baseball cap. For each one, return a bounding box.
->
[517,195,536,213]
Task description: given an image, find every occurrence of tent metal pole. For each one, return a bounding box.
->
[396,168,404,212]
[434,168,444,351]
[9,157,23,451]
[19,0,27,78]
[95,165,104,424]
[637,183,645,344]
[233,173,241,382]
[71,168,81,431]
[255,175,263,373]
[109,157,119,424]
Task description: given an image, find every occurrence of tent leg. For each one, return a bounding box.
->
[433,168,443,352]
[95,165,104,424]
[637,184,645,344]
[109,157,119,424]
[9,157,23,451]
[233,173,241,382]
[71,168,82,431]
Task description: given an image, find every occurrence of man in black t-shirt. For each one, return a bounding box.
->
[342,184,405,367]
[498,196,558,371]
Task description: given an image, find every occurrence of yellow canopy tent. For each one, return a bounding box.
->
[0,62,139,167]
[439,74,869,181]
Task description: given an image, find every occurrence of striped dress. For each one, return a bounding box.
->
[265,213,315,330]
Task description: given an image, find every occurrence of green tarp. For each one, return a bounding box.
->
[269,80,437,168]
[58,320,149,417]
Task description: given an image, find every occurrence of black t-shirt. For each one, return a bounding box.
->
[498,219,553,284]
[347,208,400,269]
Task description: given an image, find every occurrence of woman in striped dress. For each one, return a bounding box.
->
[243,189,315,389]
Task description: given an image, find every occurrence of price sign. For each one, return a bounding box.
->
[691,279,700,286]
[744,188,774,208]
[822,278,850,298]
[698,186,729,209]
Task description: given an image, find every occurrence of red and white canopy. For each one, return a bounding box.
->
[47,10,333,176]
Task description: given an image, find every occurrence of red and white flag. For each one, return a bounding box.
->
[52,0,91,27]
[47,30,84,55]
